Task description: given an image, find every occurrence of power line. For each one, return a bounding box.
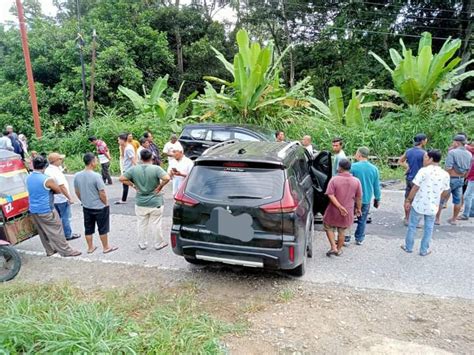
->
[353,1,473,15]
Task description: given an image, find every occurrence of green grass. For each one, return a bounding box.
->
[0,283,236,354]
[378,164,406,181]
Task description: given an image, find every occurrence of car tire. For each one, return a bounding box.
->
[184,256,209,265]
[307,224,313,259]
[288,255,306,277]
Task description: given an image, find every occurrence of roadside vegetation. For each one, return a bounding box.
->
[0,1,472,178]
[0,283,237,353]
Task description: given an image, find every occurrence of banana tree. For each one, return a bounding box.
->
[197,29,309,124]
[118,75,197,132]
[369,32,473,106]
[308,85,401,126]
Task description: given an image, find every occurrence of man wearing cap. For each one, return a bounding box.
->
[436,134,473,225]
[26,156,81,257]
[346,147,381,246]
[45,153,81,241]
[399,133,428,225]
[168,147,194,195]
[163,134,183,165]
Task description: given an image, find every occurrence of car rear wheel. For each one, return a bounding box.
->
[288,253,306,277]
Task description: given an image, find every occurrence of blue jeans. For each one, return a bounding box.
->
[404,207,435,255]
[354,203,370,242]
[54,201,72,239]
[462,181,474,218]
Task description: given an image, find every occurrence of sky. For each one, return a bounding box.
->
[0,0,235,24]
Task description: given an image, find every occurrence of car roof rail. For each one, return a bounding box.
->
[202,139,239,156]
[277,141,301,159]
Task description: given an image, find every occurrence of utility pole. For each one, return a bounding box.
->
[76,0,88,126]
[16,0,42,138]
[88,29,97,120]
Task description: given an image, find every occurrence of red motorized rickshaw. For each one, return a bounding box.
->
[0,150,36,281]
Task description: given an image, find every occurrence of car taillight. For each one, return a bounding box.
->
[289,245,295,262]
[260,180,297,213]
[170,233,177,248]
[174,177,199,207]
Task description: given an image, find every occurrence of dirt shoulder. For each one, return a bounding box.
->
[15,255,474,354]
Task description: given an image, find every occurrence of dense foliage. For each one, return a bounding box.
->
[0,0,472,165]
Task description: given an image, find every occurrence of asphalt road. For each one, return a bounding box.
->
[17,176,474,299]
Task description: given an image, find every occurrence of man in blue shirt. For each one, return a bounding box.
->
[26,156,81,257]
[399,133,428,225]
[347,147,381,245]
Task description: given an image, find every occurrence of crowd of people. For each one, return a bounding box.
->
[1,124,472,261]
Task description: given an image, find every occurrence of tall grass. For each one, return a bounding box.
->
[0,283,236,354]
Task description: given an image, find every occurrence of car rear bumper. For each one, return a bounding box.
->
[171,230,304,270]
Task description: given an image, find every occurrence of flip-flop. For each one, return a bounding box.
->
[46,251,57,257]
[65,250,82,257]
[103,246,118,254]
[434,221,441,226]
[87,246,98,254]
[326,249,338,257]
[420,250,432,257]
[155,243,168,251]
[447,219,457,225]
[114,201,127,205]
[335,249,343,256]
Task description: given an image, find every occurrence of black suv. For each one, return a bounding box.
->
[171,141,331,276]
[179,123,276,160]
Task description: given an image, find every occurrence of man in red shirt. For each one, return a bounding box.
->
[89,136,112,185]
[323,159,362,256]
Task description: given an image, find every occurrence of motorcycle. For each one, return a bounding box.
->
[0,239,21,282]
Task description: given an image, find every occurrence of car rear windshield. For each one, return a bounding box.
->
[185,166,284,203]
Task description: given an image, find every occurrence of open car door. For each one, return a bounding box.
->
[309,150,332,216]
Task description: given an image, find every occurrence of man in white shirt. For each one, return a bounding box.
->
[402,149,450,256]
[0,131,13,151]
[168,147,193,195]
[332,137,347,177]
[163,134,183,165]
[45,152,81,240]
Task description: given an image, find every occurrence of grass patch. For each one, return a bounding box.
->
[0,283,237,354]
[378,164,406,181]
[278,288,295,303]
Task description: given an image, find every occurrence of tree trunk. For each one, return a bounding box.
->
[281,0,294,87]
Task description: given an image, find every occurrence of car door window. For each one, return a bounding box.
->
[234,132,259,142]
[212,130,231,142]
[190,129,207,140]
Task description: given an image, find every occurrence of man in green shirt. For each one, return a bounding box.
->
[119,149,171,250]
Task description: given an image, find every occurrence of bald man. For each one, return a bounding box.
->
[302,135,314,156]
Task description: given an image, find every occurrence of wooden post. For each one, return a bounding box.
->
[89,29,97,119]
[16,0,42,138]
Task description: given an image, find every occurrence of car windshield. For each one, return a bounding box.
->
[185,166,284,203]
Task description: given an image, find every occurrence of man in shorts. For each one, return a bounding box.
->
[399,133,428,225]
[436,134,472,225]
[74,153,118,254]
[323,159,362,256]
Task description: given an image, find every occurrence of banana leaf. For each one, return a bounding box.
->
[150,74,169,103]
[118,86,145,110]
[328,86,344,124]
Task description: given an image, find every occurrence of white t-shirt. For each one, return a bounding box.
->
[163,141,184,164]
[305,144,314,156]
[412,164,450,215]
[45,164,69,204]
[332,150,347,176]
[168,156,194,195]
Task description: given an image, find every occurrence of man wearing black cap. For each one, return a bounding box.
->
[399,133,428,225]
[436,134,472,225]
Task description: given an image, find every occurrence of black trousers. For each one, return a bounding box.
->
[121,183,129,202]
[101,162,112,184]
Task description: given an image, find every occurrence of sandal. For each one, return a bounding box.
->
[326,249,338,257]
[335,249,343,256]
[103,246,118,254]
[87,246,98,254]
[400,245,412,253]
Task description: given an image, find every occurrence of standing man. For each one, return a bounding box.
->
[144,131,161,166]
[137,137,150,163]
[346,147,381,246]
[402,150,450,256]
[26,156,81,257]
[45,152,81,241]
[458,138,474,221]
[6,125,24,159]
[74,153,117,254]
[0,131,13,151]
[331,137,347,177]
[399,133,428,225]
[436,134,472,225]
[163,134,183,165]
[88,136,112,185]
[116,133,137,204]
[168,147,194,195]
[275,130,286,142]
[323,159,362,256]
[302,135,315,156]
[119,149,171,250]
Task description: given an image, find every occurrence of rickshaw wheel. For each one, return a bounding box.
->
[0,246,21,282]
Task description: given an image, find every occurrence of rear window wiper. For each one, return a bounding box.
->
[227,195,264,199]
